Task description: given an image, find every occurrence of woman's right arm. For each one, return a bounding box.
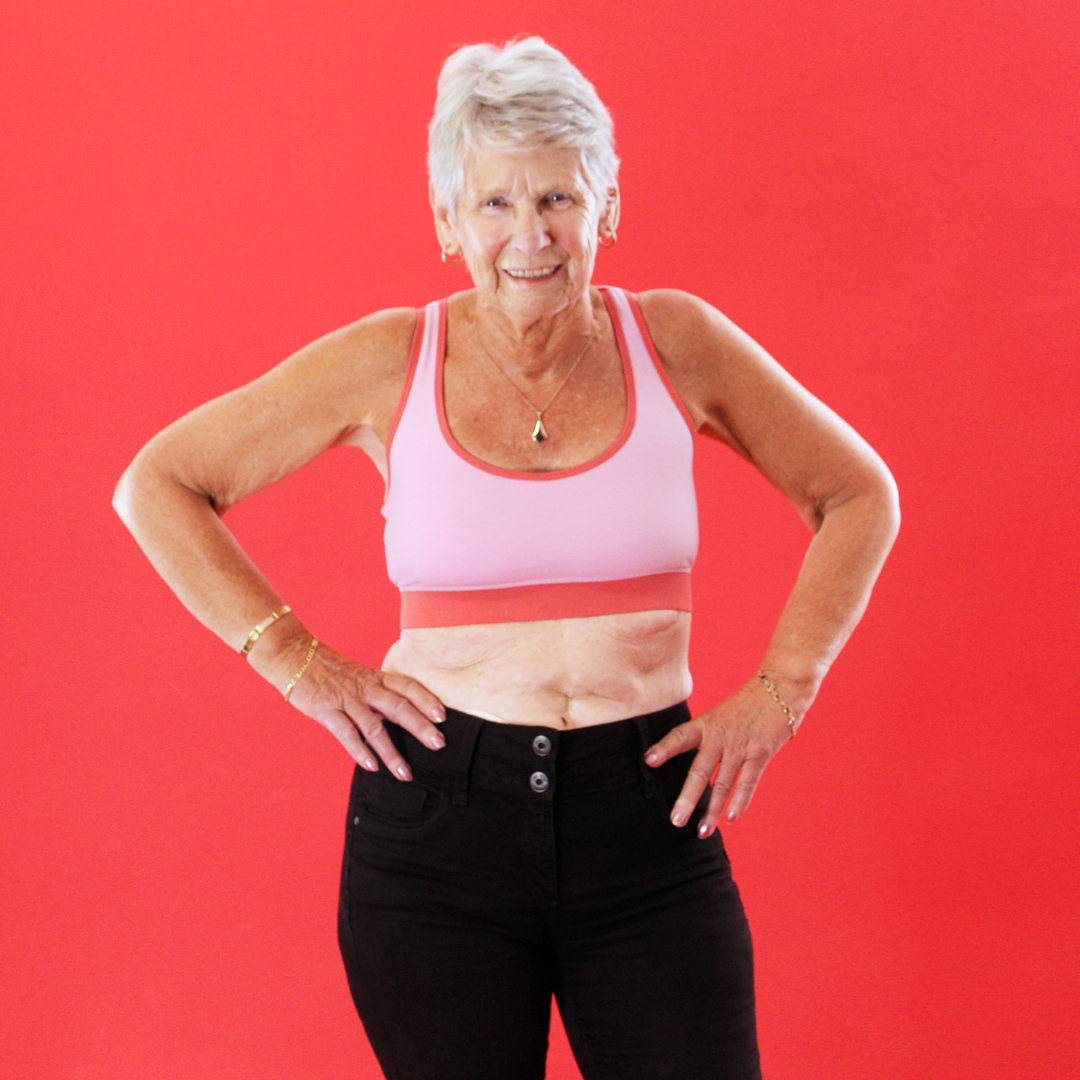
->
[112,308,446,780]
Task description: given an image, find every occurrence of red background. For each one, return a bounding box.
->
[3,1,1078,1077]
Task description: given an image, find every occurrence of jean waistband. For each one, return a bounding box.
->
[384,701,691,804]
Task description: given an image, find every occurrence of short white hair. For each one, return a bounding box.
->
[428,37,619,213]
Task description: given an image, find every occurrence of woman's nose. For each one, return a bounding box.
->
[510,206,549,256]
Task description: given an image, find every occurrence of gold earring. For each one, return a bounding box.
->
[599,230,617,249]
[441,247,463,265]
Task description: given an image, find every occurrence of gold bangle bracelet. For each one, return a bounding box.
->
[240,605,292,657]
[284,637,319,702]
[756,669,799,739]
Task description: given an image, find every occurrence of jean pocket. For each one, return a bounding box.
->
[653,752,689,811]
[351,771,443,835]
[650,753,713,821]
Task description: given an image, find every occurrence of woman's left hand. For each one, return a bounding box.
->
[644,677,802,836]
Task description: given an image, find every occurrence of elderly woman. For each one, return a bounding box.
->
[115,36,898,1080]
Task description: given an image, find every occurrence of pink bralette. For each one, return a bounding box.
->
[381,286,698,629]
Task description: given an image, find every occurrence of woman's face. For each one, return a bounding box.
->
[433,142,618,324]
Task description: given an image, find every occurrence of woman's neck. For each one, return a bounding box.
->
[466,287,603,377]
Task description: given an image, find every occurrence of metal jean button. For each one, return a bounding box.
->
[529,771,550,793]
[532,734,552,757]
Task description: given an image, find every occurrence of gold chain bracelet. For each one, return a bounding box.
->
[755,670,798,739]
[284,637,319,702]
[240,605,291,657]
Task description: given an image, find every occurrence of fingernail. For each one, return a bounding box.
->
[645,752,659,765]
[429,733,445,750]
[698,821,711,838]
[726,811,737,823]
[431,709,445,723]
[397,764,412,781]
[671,810,687,827]
[364,758,378,772]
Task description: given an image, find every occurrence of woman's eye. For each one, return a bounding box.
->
[547,193,568,204]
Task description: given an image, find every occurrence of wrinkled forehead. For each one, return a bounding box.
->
[461,142,595,199]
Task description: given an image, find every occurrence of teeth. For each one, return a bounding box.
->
[505,267,558,278]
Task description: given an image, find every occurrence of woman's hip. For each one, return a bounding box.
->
[339,701,733,914]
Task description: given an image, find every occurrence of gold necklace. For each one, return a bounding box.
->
[474,330,593,443]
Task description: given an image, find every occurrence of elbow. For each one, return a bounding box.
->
[112,464,138,529]
[111,451,172,531]
[112,451,221,533]
[814,460,901,543]
[852,463,901,554]
[876,463,901,542]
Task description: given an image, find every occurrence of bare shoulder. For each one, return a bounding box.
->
[635,287,714,333]
[635,289,749,379]
[271,306,418,433]
[333,306,418,366]
[634,288,781,443]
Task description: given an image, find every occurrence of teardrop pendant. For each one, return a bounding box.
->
[531,415,548,442]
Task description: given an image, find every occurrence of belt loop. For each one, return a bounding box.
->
[633,715,663,801]
[452,715,484,806]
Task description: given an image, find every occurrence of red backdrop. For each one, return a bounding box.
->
[3,1,1077,1077]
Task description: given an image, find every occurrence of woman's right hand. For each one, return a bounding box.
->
[254,631,447,780]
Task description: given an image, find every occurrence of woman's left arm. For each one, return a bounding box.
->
[637,290,901,835]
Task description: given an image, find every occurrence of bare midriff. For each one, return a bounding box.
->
[382,608,692,728]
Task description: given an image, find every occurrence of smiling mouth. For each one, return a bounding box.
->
[503,266,561,279]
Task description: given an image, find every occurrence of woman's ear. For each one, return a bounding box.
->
[600,184,621,239]
[430,185,460,256]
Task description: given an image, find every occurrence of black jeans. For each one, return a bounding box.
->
[338,702,761,1080]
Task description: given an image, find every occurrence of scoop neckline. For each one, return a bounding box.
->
[434,286,637,481]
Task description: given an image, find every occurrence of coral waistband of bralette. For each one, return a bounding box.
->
[398,572,692,629]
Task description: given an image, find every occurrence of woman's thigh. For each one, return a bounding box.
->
[341,901,553,1080]
[338,760,558,1080]
[550,757,761,1080]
